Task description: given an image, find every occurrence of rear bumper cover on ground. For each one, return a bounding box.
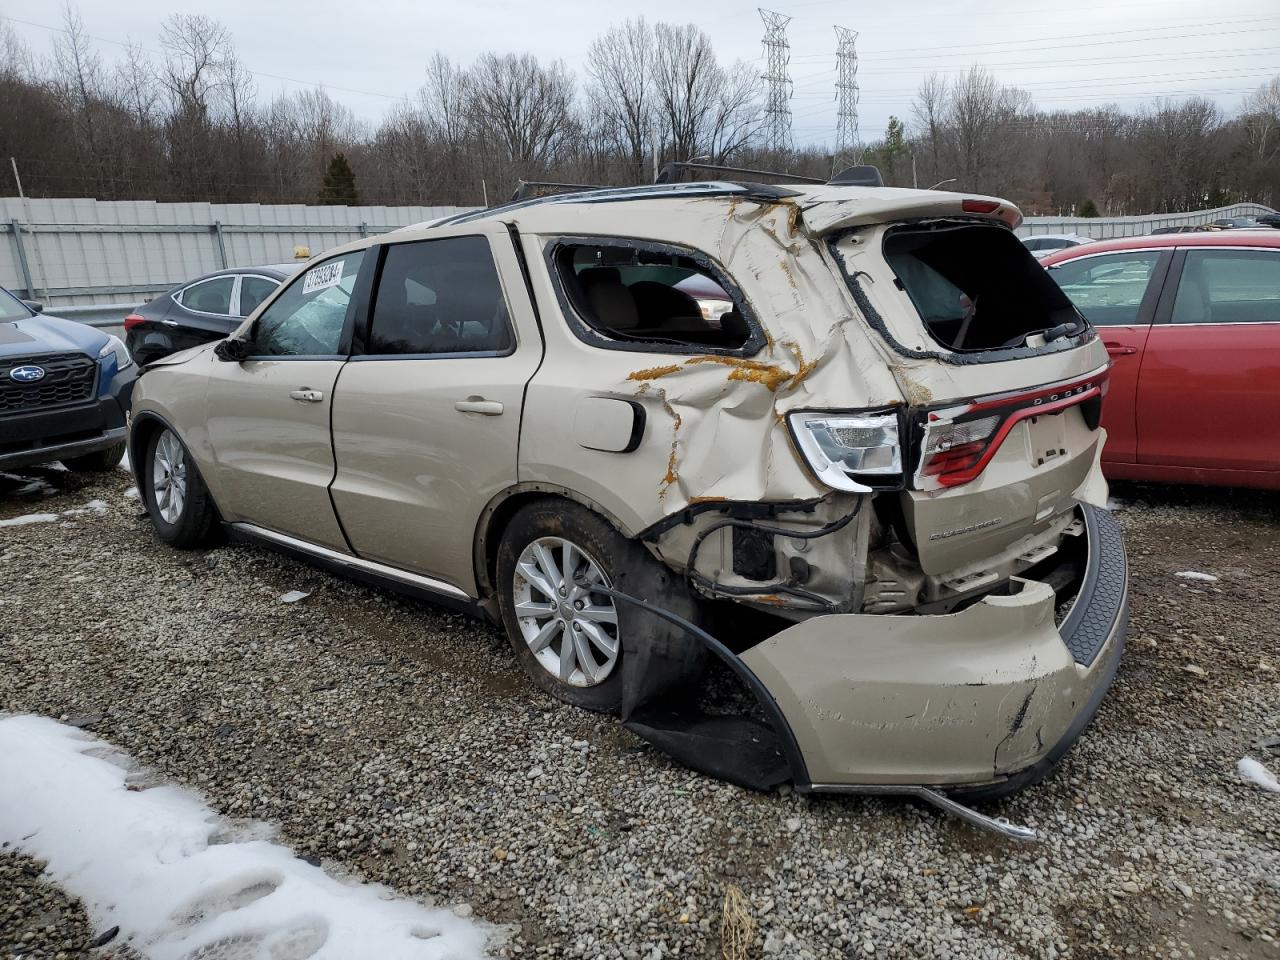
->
[736,503,1126,794]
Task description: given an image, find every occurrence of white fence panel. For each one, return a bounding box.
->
[1018,202,1276,239]
[0,197,477,316]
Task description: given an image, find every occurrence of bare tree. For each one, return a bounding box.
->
[420,53,469,150]
[158,14,231,198]
[947,66,1031,192]
[49,3,109,191]
[912,73,948,186]
[0,16,32,81]
[467,52,577,167]
[652,23,761,165]
[158,14,228,118]
[586,18,656,180]
[1241,76,1280,163]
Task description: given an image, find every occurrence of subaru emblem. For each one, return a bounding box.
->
[8,365,46,383]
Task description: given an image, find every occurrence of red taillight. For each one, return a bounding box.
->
[123,313,146,331]
[915,370,1109,489]
[961,199,1001,214]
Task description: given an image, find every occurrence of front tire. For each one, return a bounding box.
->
[61,441,125,473]
[496,499,706,714]
[143,427,218,548]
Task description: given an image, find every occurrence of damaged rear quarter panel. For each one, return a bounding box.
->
[511,198,904,536]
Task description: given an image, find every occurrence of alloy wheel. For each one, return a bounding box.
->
[513,537,620,687]
[151,429,188,524]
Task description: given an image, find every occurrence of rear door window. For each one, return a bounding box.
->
[1049,251,1163,326]
[238,276,280,317]
[1170,249,1280,325]
[178,276,234,315]
[552,241,754,352]
[365,236,513,355]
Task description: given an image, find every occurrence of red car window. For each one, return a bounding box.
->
[1170,249,1280,325]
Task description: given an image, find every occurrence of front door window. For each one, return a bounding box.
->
[248,252,364,357]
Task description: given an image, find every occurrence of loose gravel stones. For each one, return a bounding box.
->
[1,467,1277,959]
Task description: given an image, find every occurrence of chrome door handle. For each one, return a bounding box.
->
[289,389,324,403]
[454,398,504,416]
[1103,342,1137,356]
[161,319,179,327]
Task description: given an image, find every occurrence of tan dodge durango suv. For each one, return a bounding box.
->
[129,177,1127,825]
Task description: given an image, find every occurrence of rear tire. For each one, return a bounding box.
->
[496,499,706,714]
[61,441,125,473]
[143,427,219,548]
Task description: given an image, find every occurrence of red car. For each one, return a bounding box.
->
[1043,231,1280,490]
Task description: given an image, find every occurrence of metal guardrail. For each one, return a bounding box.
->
[39,302,140,327]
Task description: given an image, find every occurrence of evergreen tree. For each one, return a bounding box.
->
[1079,198,1100,217]
[317,152,358,205]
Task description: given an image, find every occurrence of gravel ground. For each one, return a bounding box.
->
[1,465,1277,960]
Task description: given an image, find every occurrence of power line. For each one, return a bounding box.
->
[788,46,1280,90]
[789,68,1280,101]
[779,14,1280,61]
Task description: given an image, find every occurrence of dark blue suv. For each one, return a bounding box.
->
[0,286,137,472]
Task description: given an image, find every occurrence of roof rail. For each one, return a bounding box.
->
[509,180,604,202]
[655,161,825,186]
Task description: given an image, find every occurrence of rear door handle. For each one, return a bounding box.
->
[1103,342,1138,356]
[161,319,179,327]
[454,398,504,416]
[289,389,324,403]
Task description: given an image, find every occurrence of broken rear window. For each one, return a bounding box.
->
[552,241,755,352]
[882,222,1085,353]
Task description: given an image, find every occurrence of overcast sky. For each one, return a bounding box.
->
[4,0,1277,147]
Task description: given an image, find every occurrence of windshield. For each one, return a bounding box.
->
[0,289,33,322]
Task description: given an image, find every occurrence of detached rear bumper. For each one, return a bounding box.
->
[740,504,1127,795]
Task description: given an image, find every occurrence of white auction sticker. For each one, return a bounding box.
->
[302,261,343,295]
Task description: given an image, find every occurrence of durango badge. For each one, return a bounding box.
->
[8,365,46,383]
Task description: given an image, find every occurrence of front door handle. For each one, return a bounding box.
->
[1103,341,1138,356]
[454,398,504,416]
[289,389,325,403]
[161,319,179,327]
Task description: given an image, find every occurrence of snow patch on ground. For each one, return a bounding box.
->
[278,590,311,604]
[120,449,132,473]
[62,499,109,517]
[0,715,495,960]
[0,512,60,527]
[1238,756,1280,793]
[1175,570,1219,582]
[0,500,110,527]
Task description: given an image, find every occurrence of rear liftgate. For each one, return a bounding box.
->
[590,503,1127,842]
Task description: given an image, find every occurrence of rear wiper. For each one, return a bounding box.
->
[1043,320,1084,343]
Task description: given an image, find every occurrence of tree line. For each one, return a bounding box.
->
[1,8,1276,215]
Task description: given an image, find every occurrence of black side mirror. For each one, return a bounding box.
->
[21,300,43,313]
[214,338,249,362]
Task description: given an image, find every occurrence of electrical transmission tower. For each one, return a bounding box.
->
[759,9,793,155]
[834,25,861,166]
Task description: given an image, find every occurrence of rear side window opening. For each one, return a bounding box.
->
[882,221,1087,353]
[550,239,761,355]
